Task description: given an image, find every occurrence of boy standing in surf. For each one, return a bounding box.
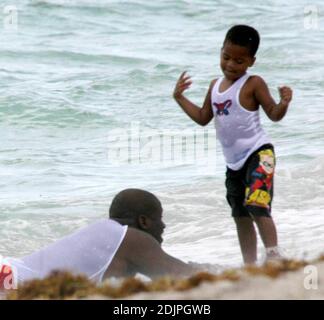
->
[173,25,292,264]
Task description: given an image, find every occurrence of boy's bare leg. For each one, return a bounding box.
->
[234,217,257,265]
[253,216,282,261]
[253,216,278,248]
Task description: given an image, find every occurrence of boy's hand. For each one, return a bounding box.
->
[278,86,293,107]
[173,71,192,100]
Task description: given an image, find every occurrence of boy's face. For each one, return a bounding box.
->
[220,41,255,81]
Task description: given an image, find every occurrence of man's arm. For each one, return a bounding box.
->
[173,72,215,126]
[122,227,198,279]
[253,76,293,122]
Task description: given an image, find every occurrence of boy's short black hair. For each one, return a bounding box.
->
[224,25,260,57]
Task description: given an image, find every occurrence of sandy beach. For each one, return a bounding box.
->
[125,262,324,300]
[3,258,323,300]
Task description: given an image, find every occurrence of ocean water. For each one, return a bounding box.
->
[1,0,324,268]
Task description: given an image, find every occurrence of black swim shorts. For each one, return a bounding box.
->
[225,144,275,218]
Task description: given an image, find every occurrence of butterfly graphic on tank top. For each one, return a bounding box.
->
[213,99,232,116]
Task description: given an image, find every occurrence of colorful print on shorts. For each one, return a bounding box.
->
[245,149,275,209]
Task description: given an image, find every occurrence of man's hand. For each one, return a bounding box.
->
[173,71,192,100]
[278,86,293,107]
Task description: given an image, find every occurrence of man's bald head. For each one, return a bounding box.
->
[109,189,162,229]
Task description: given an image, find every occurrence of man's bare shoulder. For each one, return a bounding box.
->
[125,226,157,242]
[121,227,161,256]
[104,228,155,278]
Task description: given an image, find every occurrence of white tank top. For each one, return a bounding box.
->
[211,73,271,170]
[8,219,127,284]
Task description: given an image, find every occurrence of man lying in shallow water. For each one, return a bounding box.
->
[2,189,207,288]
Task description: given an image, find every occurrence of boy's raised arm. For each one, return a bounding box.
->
[173,72,214,126]
[254,76,293,122]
